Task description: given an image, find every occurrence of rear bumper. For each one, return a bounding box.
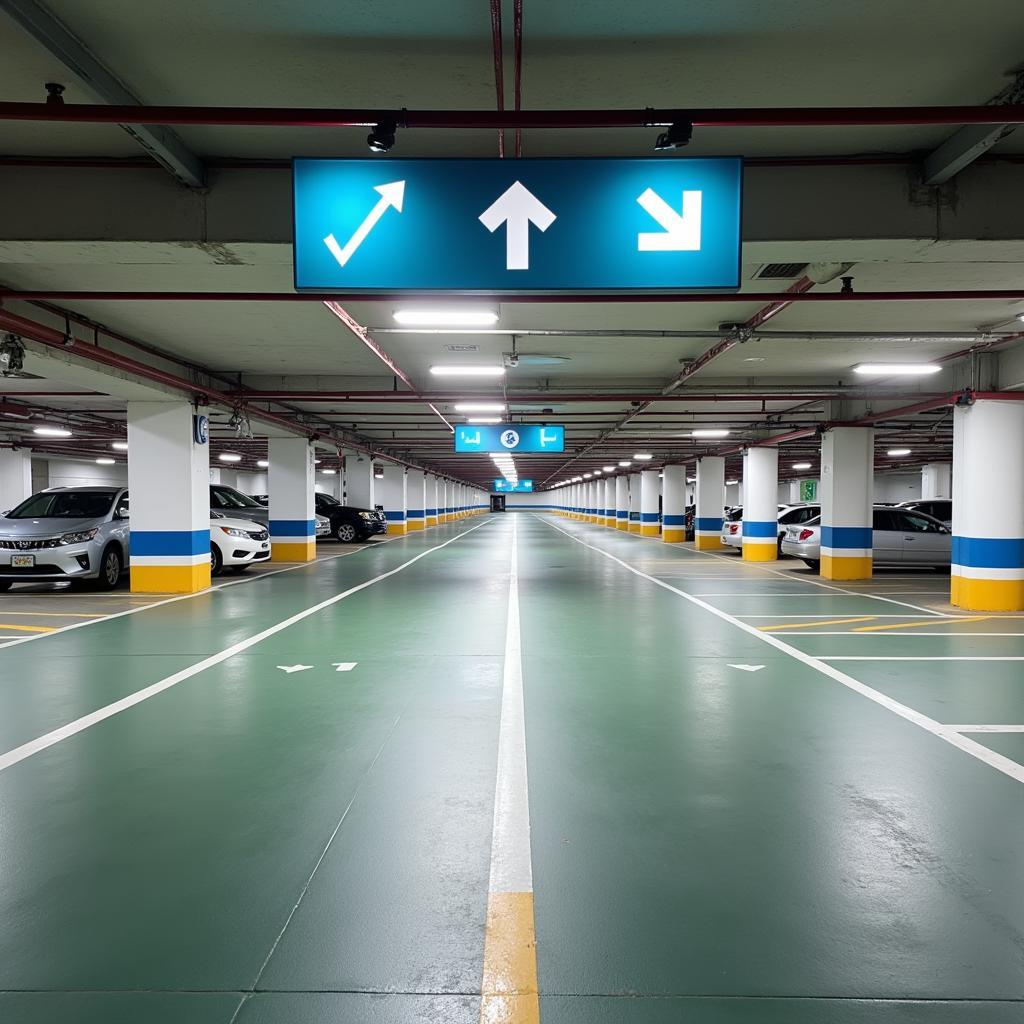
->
[781,540,820,560]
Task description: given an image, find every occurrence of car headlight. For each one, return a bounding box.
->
[359,511,373,519]
[60,528,98,545]
[219,527,249,538]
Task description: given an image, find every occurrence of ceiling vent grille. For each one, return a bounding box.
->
[756,262,808,279]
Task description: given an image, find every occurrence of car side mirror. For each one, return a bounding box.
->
[115,507,129,520]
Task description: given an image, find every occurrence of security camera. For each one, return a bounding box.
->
[506,352,519,368]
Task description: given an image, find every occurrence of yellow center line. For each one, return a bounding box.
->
[0,623,57,633]
[0,610,108,618]
[760,616,878,631]
[854,615,994,632]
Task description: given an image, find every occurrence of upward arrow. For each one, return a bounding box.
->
[479,181,556,270]
[324,180,406,268]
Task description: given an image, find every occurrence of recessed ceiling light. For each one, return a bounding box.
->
[618,460,632,467]
[32,426,72,437]
[853,363,941,376]
[634,453,653,461]
[792,462,812,470]
[430,365,505,377]
[394,309,498,327]
[321,468,337,475]
[583,473,592,478]
[686,477,696,484]
[743,357,766,363]
[887,448,912,457]
[726,479,739,486]
[111,441,128,451]
[603,465,616,472]
[95,457,115,465]
[593,469,602,474]
[691,429,730,438]
[454,402,505,412]
[219,453,242,462]
[467,417,501,424]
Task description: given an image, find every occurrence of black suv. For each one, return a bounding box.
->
[313,492,387,542]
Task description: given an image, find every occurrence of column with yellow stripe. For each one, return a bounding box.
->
[742,446,779,561]
[268,437,317,562]
[819,426,873,579]
[639,467,661,536]
[694,455,727,550]
[661,464,687,542]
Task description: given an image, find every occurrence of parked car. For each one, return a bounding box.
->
[0,485,130,590]
[314,491,388,542]
[210,484,330,538]
[781,506,951,570]
[721,504,822,553]
[897,498,952,528]
[209,514,271,575]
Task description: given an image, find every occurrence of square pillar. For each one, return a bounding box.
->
[952,400,1024,610]
[379,465,407,534]
[820,427,873,579]
[662,465,687,542]
[406,470,426,531]
[640,469,661,536]
[603,477,615,527]
[742,447,780,562]
[424,476,440,527]
[0,449,33,510]
[346,456,376,510]
[922,462,952,500]
[628,473,642,533]
[269,437,316,562]
[128,401,210,592]
[695,456,726,550]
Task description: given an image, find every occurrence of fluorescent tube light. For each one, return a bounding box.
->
[853,363,941,376]
[430,365,505,377]
[395,309,498,327]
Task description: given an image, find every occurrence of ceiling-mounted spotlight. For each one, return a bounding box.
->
[654,121,693,152]
[367,119,397,154]
[0,334,25,376]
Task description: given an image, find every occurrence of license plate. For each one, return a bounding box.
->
[11,554,34,567]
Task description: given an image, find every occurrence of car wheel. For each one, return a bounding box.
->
[93,545,122,590]
[803,559,820,571]
[211,543,224,577]
[334,522,358,543]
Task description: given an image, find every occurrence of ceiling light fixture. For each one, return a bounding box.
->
[887,448,912,457]
[95,457,115,465]
[634,453,653,461]
[257,459,268,468]
[618,460,632,467]
[602,465,616,472]
[219,453,242,463]
[395,309,498,327]
[32,426,72,437]
[792,462,812,470]
[429,365,505,377]
[321,468,337,475]
[454,402,505,412]
[691,429,730,438]
[852,363,941,376]
[111,441,128,451]
[726,479,739,486]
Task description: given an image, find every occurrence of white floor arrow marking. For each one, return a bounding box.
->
[479,181,556,270]
[324,180,405,268]
[332,662,358,672]
[637,188,702,252]
[728,664,766,673]
[277,664,314,674]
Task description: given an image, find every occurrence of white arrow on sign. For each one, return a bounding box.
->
[728,664,766,673]
[278,664,314,674]
[479,181,556,270]
[636,188,702,252]
[332,662,358,672]
[324,180,406,268]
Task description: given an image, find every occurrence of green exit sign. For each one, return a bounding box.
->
[800,480,817,502]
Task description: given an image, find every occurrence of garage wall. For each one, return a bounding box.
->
[236,471,267,495]
[873,472,921,503]
[38,457,128,489]
[490,491,559,510]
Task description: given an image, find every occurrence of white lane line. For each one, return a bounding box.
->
[487,515,533,894]
[820,656,1024,662]
[0,520,493,775]
[540,517,1024,786]
[781,632,1024,638]
[0,525,454,651]
[944,725,1024,733]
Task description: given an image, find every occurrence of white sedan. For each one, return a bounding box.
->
[210,515,271,576]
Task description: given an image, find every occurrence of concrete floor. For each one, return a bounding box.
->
[1,513,1023,1022]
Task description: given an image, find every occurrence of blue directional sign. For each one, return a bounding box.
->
[292,158,741,291]
[454,424,564,453]
[494,479,535,492]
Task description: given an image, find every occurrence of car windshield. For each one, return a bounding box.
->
[212,486,264,509]
[9,490,116,519]
[317,493,341,506]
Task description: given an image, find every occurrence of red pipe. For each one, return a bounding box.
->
[226,390,933,403]
[5,289,1023,304]
[1,102,1024,129]
[490,0,506,157]
[513,0,524,157]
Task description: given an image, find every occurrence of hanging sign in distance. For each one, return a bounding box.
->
[454,424,564,453]
[493,479,535,492]
[292,158,742,292]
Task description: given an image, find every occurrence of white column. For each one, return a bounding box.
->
[127,401,210,592]
[820,427,873,579]
[0,448,32,510]
[615,475,629,530]
[695,456,726,550]
[922,462,952,500]
[269,436,316,562]
[379,464,407,535]
[424,475,440,527]
[662,464,687,542]
[627,473,642,533]
[640,468,661,537]
[406,470,426,531]
[584,480,595,522]
[742,447,780,562]
[346,456,375,510]
[603,476,616,527]
[952,400,1024,610]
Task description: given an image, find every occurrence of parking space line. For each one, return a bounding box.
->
[776,631,1024,637]
[0,610,108,618]
[853,616,993,632]
[540,516,1024,786]
[944,725,1024,733]
[759,616,878,631]
[0,520,493,775]
[0,623,56,633]
[819,656,1024,662]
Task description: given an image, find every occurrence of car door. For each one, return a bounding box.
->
[894,510,950,565]
[871,508,903,564]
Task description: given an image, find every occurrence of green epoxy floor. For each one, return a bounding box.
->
[2,513,1024,1022]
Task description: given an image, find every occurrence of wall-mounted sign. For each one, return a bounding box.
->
[454,424,564,453]
[800,480,817,502]
[293,158,742,292]
[493,479,535,492]
[193,414,208,445]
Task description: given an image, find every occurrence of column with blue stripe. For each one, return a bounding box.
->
[615,476,629,530]
[406,469,426,531]
[268,437,316,562]
[742,447,779,561]
[952,399,1024,610]
[640,469,661,537]
[662,465,687,542]
[819,427,873,579]
[695,456,726,550]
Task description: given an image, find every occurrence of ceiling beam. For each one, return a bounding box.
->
[923,70,1024,185]
[0,0,206,188]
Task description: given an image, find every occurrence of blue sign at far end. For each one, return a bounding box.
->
[494,479,534,492]
[455,424,564,453]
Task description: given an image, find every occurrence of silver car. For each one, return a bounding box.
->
[0,486,130,590]
[722,503,822,552]
[781,506,951,570]
[210,484,330,537]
